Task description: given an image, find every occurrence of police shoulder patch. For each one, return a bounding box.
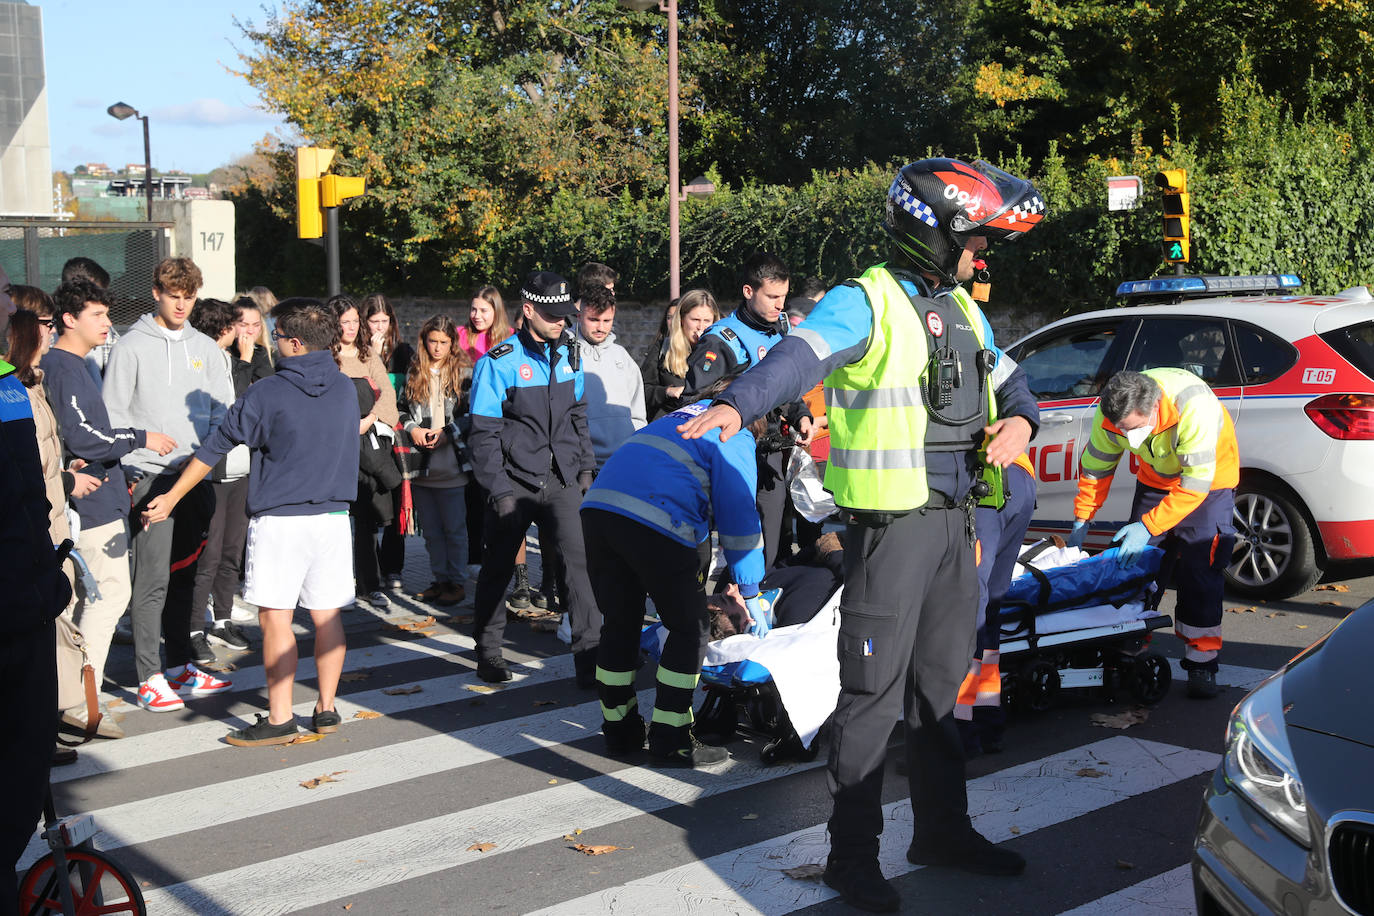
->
[489,342,515,359]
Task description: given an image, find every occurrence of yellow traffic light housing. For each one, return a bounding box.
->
[321,174,366,208]
[296,147,334,239]
[1155,169,1190,263]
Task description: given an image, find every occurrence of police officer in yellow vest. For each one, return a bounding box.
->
[680,158,1047,912]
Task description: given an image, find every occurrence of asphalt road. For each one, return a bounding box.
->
[25,541,1374,915]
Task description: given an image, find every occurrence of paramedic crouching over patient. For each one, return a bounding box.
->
[1066,368,1238,700]
[680,158,1046,913]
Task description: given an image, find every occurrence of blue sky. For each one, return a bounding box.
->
[38,0,293,174]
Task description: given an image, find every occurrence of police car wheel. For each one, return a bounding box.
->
[1225,483,1321,600]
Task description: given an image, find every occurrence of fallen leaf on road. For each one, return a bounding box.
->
[572,844,627,855]
[1076,767,1106,778]
[464,684,498,694]
[1116,860,1136,870]
[1009,826,1021,835]
[285,733,324,745]
[549,779,558,784]
[382,685,423,695]
[1319,601,1343,606]
[340,671,371,682]
[452,614,474,624]
[562,829,584,840]
[1315,584,1350,592]
[1090,708,1150,730]
[300,770,348,789]
[1296,624,1309,629]
[388,616,437,632]
[782,864,827,880]
[467,842,497,853]
[533,699,557,706]
[1225,606,1256,614]
[742,813,758,820]
[1265,611,1287,618]
[342,905,352,911]
[352,710,382,720]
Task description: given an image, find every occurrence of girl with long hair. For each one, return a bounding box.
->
[458,285,513,362]
[399,315,475,606]
[329,295,399,610]
[362,293,417,588]
[640,288,720,419]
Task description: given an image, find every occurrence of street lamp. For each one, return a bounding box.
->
[107,101,153,221]
[618,0,684,299]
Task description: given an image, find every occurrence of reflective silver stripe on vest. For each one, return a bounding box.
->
[793,326,831,361]
[1084,442,1119,465]
[990,352,1017,390]
[718,531,765,552]
[1180,474,1214,493]
[1102,429,1125,445]
[1178,449,1216,467]
[826,387,923,410]
[633,435,711,492]
[828,447,927,471]
[586,489,699,542]
[1172,383,1213,414]
[1080,467,1115,481]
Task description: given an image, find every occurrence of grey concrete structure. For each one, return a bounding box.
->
[0,0,52,216]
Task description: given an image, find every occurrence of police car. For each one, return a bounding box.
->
[1006,274,1374,599]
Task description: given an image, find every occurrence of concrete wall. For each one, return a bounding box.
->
[155,198,236,300]
[0,1,52,216]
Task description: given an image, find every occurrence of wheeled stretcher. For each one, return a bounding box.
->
[639,586,843,765]
[995,542,1174,713]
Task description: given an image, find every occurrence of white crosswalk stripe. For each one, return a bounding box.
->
[27,615,1261,916]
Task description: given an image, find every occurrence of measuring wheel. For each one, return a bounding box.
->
[19,848,146,916]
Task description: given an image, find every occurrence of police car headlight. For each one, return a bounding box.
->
[1222,674,1310,846]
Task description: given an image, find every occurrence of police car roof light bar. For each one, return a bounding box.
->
[1115,274,1303,299]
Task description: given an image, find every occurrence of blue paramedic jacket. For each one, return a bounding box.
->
[716,271,1040,502]
[583,400,765,597]
[469,327,596,502]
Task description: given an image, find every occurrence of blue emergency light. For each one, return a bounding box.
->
[1115,274,1302,299]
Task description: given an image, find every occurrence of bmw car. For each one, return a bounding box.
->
[1006,275,1374,598]
[1192,598,1374,915]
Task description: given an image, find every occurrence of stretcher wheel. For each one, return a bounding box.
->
[760,732,820,765]
[1130,654,1171,705]
[1019,662,1061,713]
[694,690,738,743]
[19,849,147,915]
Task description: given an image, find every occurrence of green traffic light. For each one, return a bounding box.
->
[1167,241,1184,260]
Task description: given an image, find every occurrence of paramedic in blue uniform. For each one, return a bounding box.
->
[685,252,813,570]
[468,271,601,687]
[581,377,768,768]
[680,158,1047,913]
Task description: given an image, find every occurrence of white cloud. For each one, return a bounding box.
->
[149,98,282,127]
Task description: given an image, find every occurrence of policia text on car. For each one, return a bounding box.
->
[680,158,1047,913]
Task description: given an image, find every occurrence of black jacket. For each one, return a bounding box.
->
[229,343,274,396]
[638,338,687,421]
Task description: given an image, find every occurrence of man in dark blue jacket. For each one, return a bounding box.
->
[468,271,601,686]
[142,299,360,747]
[1,279,73,911]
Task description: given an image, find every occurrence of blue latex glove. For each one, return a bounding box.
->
[1066,520,1089,549]
[1112,521,1152,567]
[744,595,771,637]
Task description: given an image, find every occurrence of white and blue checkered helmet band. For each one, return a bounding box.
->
[888,179,939,228]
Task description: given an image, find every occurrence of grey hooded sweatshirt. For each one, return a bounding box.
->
[103,313,234,477]
[573,327,647,467]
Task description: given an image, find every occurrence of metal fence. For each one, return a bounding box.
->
[0,219,173,327]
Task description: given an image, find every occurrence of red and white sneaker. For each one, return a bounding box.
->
[138,673,186,712]
[167,663,233,696]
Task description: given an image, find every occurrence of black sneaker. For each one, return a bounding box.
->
[363,590,391,610]
[822,857,900,913]
[312,708,342,734]
[226,714,299,747]
[649,735,729,769]
[603,715,646,757]
[189,631,216,666]
[907,827,1025,876]
[208,620,250,650]
[477,656,513,683]
[1187,668,1221,699]
[384,574,405,590]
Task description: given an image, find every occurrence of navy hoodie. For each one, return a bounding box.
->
[40,346,146,528]
[194,349,359,517]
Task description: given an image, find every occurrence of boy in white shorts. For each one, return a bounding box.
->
[143,299,360,746]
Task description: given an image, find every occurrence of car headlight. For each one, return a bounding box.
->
[1223,674,1310,846]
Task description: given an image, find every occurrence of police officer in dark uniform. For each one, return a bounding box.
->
[685,252,812,570]
[680,159,1047,913]
[468,271,601,687]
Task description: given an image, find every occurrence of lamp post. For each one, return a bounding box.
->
[106,102,153,221]
[619,0,683,299]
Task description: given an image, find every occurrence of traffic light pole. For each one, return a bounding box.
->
[326,207,340,297]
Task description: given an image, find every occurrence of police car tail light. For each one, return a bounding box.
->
[1304,394,1374,440]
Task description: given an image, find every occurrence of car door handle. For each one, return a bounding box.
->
[1041,413,1075,425]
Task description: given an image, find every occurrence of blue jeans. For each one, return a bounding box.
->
[412,484,469,584]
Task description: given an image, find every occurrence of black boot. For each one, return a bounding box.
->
[822,856,900,913]
[506,563,531,611]
[907,826,1025,876]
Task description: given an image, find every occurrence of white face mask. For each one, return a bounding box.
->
[1124,425,1151,449]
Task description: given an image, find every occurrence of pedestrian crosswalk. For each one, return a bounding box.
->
[26,610,1252,916]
